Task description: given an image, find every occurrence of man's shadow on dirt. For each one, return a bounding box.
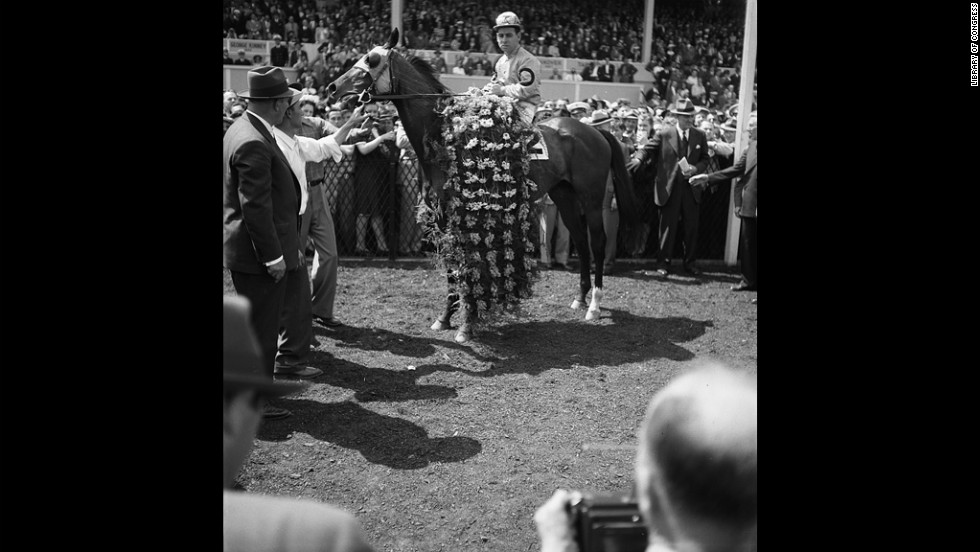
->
[315,324,495,361]
[309,353,477,402]
[257,399,481,470]
[613,268,742,287]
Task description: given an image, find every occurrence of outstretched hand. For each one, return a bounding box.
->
[534,489,580,552]
[689,174,708,187]
[626,158,641,172]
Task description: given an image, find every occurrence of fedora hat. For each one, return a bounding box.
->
[670,98,696,116]
[588,110,613,127]
[237,66,299,100]
[224,296,308,398]
[493,11,522,31]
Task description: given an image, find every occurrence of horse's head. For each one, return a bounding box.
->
[325,28,399,109]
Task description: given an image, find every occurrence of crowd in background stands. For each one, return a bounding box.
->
[223,1,754,111]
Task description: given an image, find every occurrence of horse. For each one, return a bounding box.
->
[326,29,637,343]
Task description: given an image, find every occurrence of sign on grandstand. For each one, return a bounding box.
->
[224,39,270,62]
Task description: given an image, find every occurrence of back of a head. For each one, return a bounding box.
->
[636,364,757,552]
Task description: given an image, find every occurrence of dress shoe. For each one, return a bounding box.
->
[314,315,344,327]
[274,365,323,379]
[731,282,757,292]
[682,264,702,276]
[262,405,292,420]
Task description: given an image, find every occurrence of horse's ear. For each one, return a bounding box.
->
[367,52,381,68]
[384,28,399,49]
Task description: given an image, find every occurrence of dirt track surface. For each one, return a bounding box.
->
[224,258,757,551]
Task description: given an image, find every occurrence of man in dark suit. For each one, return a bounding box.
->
[627,98,710,275]
[269,34,289,67]
[691,111,758,293]
[597,59,615,82]
[223,66,310,420]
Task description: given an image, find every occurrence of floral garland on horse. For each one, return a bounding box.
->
[418,88,541,319]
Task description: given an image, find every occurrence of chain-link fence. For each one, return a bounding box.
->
[321,153,737,262]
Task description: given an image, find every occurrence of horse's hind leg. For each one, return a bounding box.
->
[551,190,591,310]
[585,208,606,321]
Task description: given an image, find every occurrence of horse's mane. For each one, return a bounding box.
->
[397,53,450,95]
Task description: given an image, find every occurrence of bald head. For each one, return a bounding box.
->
[636,364,757,551]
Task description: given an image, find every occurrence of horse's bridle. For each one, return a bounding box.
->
[340,48,468,107]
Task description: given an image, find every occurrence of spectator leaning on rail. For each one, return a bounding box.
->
[485,11,541,126]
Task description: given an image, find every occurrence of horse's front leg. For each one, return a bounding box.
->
[431,271,458,331]
[454,294,477,343]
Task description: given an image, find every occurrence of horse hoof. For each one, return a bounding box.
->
[585,308,601,321]
[571,299,584,309]
[431,319,451,331]
[454,330,472,343]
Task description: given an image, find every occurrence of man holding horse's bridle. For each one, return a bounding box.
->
[486,11,541,126]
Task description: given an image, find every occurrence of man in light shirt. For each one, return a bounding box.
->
[271,86,366,377]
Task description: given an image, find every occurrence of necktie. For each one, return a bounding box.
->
[680,131,687,156]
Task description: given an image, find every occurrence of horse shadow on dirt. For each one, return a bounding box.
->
[309,309,712,399]
[256,399,482,470]
[467,309,713,375]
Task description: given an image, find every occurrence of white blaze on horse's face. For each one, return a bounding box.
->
[353,45,394,95]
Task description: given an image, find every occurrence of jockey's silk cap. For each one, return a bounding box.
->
[493,11,522,31]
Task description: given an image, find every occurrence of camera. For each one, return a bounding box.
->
[567,493,648,552]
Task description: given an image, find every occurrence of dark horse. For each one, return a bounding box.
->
[326,29,636,343]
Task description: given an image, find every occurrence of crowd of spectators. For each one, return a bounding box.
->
[223,1,754,112]
[224,0,755,255]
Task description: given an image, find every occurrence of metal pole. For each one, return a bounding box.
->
[391,0,403,45]
[642,0,656,65]
[723,0,757,266]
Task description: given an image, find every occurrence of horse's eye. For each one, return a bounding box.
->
[367,53,381,68]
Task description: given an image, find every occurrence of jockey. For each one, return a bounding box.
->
[486,11,541,126]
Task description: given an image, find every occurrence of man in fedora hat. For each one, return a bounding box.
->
[486,10,541,126]
[223,296,377,552]
[626,97,710,276]
[224,66,313,420]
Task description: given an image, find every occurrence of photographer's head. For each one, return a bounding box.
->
[635,364,757,552]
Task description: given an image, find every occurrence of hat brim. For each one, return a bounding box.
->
[493,24,522,31]
[238,88,302,101]
[670,109,696,116]
[224,373,308,398]
[588,118,613,127]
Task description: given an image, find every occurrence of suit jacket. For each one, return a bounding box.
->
[706,139,757,217]
[223,112,302,274]
[597,64,615,82]
[635,125,710,206]
[224,491,376,552]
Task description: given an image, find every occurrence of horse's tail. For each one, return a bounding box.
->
[597,129,639,222]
